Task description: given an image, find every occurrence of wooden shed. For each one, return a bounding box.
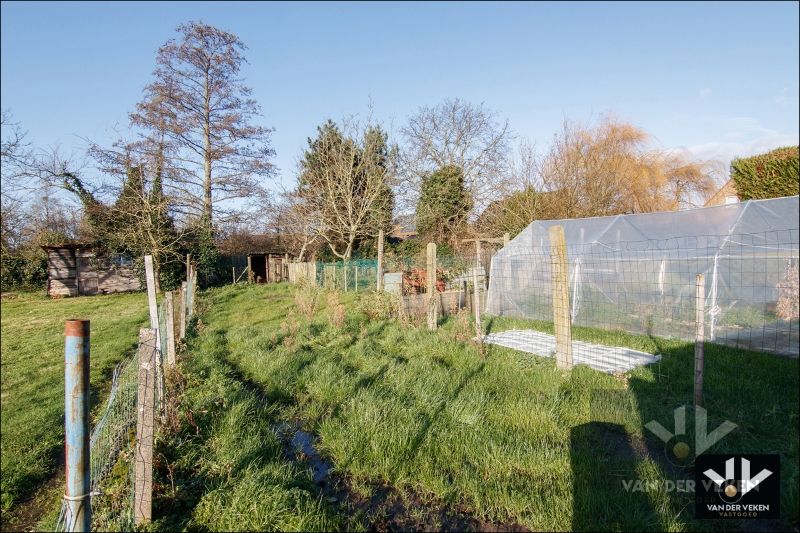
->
[247,252,293,283]
[43,244,142,297]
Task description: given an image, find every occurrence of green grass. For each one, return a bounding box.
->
[159,283,798,531]
[0,291,149,519]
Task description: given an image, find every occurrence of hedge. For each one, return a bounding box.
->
[730,146,799,200]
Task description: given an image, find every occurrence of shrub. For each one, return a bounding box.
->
[730,146,799,200]
[356,290,400,321]
[0,250,47,292]
[777,264,799,321]
[326,292,346,329]
[294,286,322,319]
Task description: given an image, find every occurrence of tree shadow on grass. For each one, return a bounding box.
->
[403,362,486,465]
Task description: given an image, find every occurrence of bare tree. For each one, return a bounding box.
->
[297,117,395,260]
[133,21,275,225]
[270,189,321,261]
[400,98,512,213]
[476,139,550,237]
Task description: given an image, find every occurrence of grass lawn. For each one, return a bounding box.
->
[156,283,798,531]
[0,291,149,525]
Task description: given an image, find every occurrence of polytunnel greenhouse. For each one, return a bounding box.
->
[485,195,800,361]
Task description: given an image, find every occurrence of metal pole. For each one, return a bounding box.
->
[64,319,91,532]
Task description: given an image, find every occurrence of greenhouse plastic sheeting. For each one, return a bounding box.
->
[485,196,800,355]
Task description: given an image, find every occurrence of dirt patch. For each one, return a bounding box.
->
[276,420,528,532]
[1,468,63,533]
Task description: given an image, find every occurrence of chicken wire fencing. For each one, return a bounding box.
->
[317,259,381,292]
[485,196,800,373]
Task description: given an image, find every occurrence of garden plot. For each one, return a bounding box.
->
[483,329,661,373]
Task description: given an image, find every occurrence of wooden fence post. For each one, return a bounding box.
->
[144,256,159,332]
[427,242,437,330]
[549,225,573,370]
[143,255,164,414]
[232,267,236,284]
[134,328,156,525]
[377,229,384,291]
[165,291,176,366]
[473,240,482,339]
[247,255,253,283]
[694,274,705,408]
[179,281,187,340]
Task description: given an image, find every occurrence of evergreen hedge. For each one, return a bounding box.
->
[730,146,799,200]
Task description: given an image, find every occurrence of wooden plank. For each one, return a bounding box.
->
[49,267,77,278]
[549,225,573,370]
[134,328,156,525]
[179,282,187,339]
[462,237,505,244]
[165,292,176,366]
[48,279,77,297]
[144,256,159,332]
[694,274,705,407]
[49,250,76,267]
[427,242,437,330]
[473,239,482,339]
[377,229,384,291]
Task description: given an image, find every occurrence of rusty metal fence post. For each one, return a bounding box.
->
[64,319,91,532]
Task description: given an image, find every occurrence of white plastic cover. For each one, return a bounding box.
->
[486,196,800,355]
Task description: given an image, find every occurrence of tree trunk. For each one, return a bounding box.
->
[203,69,213,224]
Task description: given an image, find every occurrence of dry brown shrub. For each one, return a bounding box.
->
[327,292,346,329]
[776,264,799,321]
[294,286,321,319]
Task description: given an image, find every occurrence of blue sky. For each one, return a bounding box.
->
[2,1,798,192]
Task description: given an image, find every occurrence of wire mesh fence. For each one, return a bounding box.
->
[55,351,141,532]
[54,268,198,531]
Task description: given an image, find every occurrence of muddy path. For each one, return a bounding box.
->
[275,420,528,532]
